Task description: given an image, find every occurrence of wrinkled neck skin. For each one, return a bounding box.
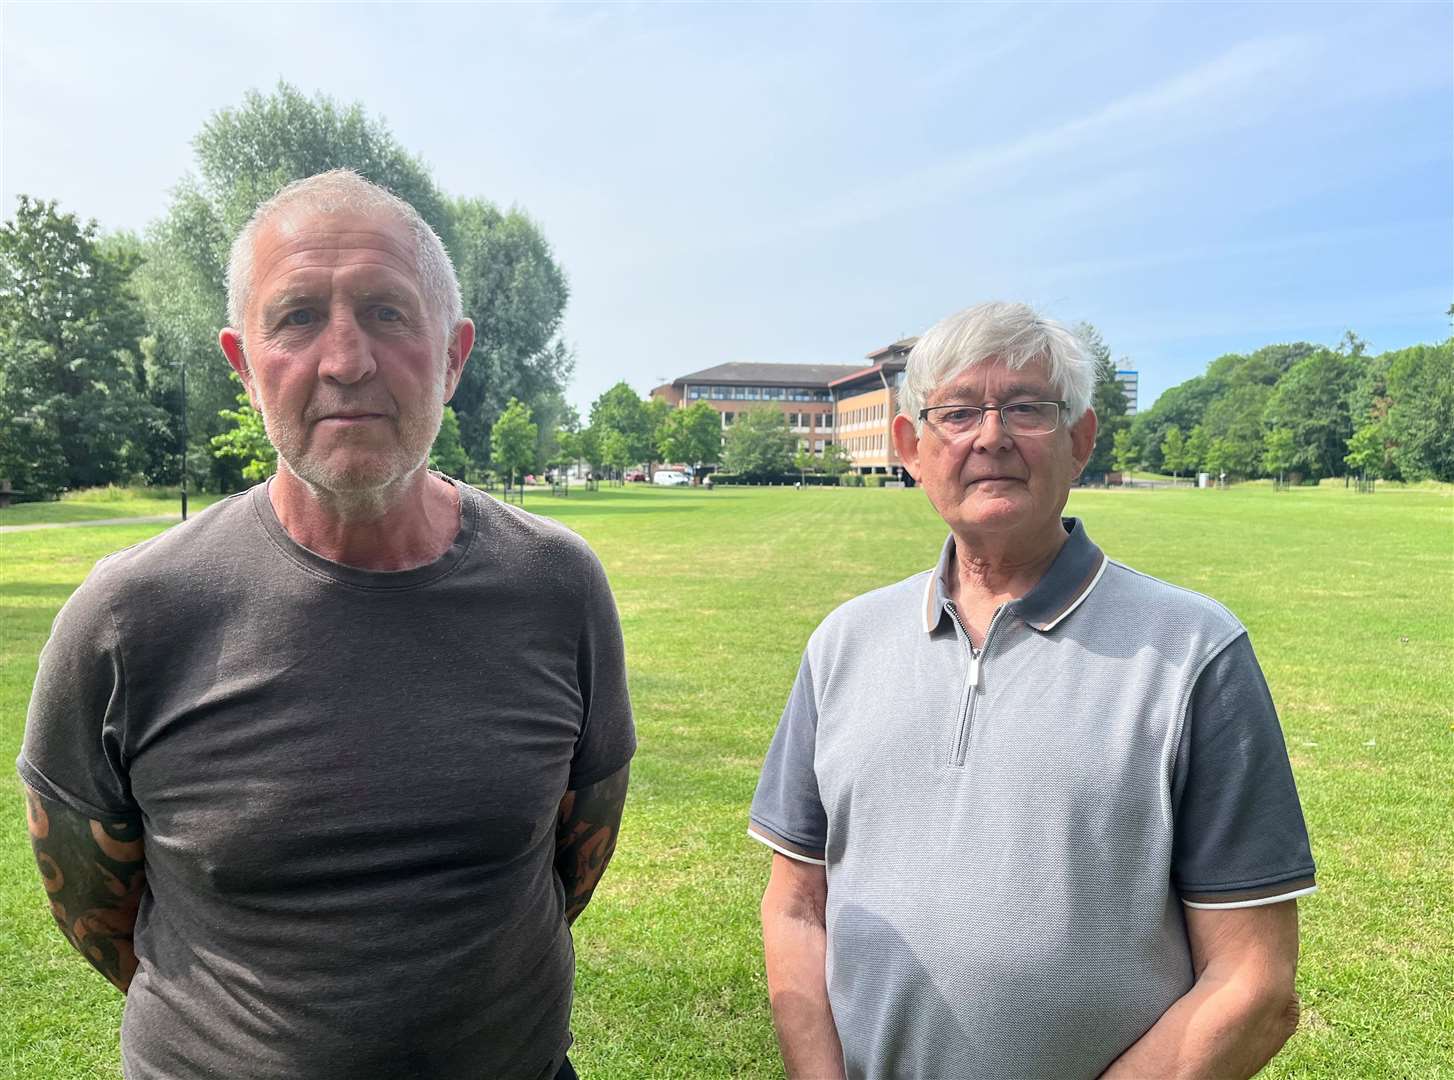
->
[947,523,1069,639]
[268,463,460,571]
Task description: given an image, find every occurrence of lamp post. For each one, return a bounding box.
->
[179,358,188,521]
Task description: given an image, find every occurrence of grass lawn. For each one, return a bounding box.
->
[1,483,1450,1078]
[0,488,223,527]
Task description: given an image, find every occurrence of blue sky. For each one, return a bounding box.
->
[3,2,1450,415]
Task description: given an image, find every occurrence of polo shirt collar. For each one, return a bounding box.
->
[921,518,1108,634]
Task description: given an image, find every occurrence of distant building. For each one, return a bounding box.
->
[652,338,919,477]
[650,362,860,457]
[1115,369,1138,415]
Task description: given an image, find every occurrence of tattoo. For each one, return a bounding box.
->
[24,784,146,992]
[555,764,629,924]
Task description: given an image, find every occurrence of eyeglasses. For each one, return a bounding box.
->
[918,401,1067,438]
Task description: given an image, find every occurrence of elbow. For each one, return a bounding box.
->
[1270,990,1301,1047]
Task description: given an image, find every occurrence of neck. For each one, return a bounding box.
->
[947,521,1069,611]
[269,465,461,571]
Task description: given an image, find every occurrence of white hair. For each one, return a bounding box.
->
[900,301,1097,430]
[225,169,461,342]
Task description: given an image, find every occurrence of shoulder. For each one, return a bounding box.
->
[1090,558,1247,648]
[464,484,600,563]
[807,570,930,657]
[68,489,260,616]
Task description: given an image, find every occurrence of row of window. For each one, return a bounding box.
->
[846,433,887,456]
[841,400,888,428]
[719,411,833,428]
[686,385,832,403]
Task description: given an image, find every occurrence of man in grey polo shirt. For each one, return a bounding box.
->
[750,301,1314,1080]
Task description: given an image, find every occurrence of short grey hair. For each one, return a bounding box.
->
[900,301,1097,430]
[225,169,462,342]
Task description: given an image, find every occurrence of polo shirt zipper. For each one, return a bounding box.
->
[944,601,1007,766]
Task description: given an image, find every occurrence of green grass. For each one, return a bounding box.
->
[1,485,1450,1078]
[0,488,223,527]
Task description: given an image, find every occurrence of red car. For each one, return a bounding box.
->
[625,469,647,482]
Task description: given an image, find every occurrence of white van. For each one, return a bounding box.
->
[652,470,690,487]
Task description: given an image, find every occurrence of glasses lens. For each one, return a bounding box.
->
[1001,402,1058,434]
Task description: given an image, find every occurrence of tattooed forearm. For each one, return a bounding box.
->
[24,783,146,992]
[555,764,629,925]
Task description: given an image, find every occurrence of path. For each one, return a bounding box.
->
[0,514,182,534]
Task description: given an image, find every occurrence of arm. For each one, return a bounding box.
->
[554,763,629,925]
[761,853,846,1080]
[1101,901,1301,1080]
[24,782,146,993]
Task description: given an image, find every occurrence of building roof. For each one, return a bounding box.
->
[673,361,864,387]
[830,359,906,390]
[866,336,918,361]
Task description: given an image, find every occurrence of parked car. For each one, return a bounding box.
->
[625,469,647,482]
[652,470,690,487]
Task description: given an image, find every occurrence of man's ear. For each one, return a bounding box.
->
[1070,406,1098,477]
[443,319,475,404]
[891,413,923,481]
[218,328,260,409]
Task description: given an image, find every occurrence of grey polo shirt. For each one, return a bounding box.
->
[749,518,1315,1080]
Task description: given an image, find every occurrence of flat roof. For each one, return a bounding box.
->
[673,361,864,387]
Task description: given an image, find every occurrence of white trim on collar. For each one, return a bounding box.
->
[921,534,956,634]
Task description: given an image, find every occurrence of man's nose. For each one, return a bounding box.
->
[317,311,377,385]
[971,407,1014,451]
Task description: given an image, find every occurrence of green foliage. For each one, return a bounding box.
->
[657,402,723,471]
[0,197,171,494]
[1160,426,1186,478]
[1263,350,1360,480]
[589,382,656,468]
[1111,428,1138,475]
[209,375,276,483]
[1262,428,1297,481]
[819,440,854,477]
[1184,425,1210,475]
[490,397,538,485]
[721,407,794,475]
[1077,323,1129,474]
[429,406,472,478]
[1382,341,1454,482]
[449,197,573,464]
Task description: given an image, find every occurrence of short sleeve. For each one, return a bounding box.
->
[1171,633,1316,908]
[17,570,139,819]
[748,654,827,864]
[568,551,636,788]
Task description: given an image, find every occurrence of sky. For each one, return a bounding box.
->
[3,1,1450,416]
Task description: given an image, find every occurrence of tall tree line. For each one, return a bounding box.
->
[1,83,575,495]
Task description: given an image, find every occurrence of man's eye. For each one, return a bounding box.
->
[1003,403,1038,417]
[941,408,979,424]
[283,310,314,327]
[374,307,402,322]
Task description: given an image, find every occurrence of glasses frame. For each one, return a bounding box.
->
[917,400,1069,438]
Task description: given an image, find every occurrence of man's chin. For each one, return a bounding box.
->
[282,452,429,496]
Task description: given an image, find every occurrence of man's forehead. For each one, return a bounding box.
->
[250,211,423,301]
[929,360,1055,402]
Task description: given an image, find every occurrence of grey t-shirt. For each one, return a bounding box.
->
[19,481,635,1080]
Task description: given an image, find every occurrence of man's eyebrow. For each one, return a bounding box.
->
[935,382,1052,403]
[348,284,419,306]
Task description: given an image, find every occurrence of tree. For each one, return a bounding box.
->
[657,402,722,479]
[209,374,276,483]
[1076,323,1130,474]
[449,198,573,466]
[1262,349,1360,480]
[1383,341,1454,481]
[1184,425,1210,476]
[0,197,170,494]
[721,407,794,475]
[490,397,537,488]
[597,428,631,483]
[1112,428,1138,478]
[1160,426,1186,482]
[819,441,854,478]
[429,406,471,478]
[1342,421,1387,481]
[589,382,654,467]
[1261,428,1296,486]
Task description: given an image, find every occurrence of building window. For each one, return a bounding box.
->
[723,411,735,426]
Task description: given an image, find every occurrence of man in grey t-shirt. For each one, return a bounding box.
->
[20,171,633,1080]
[751,302,1313,1080]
